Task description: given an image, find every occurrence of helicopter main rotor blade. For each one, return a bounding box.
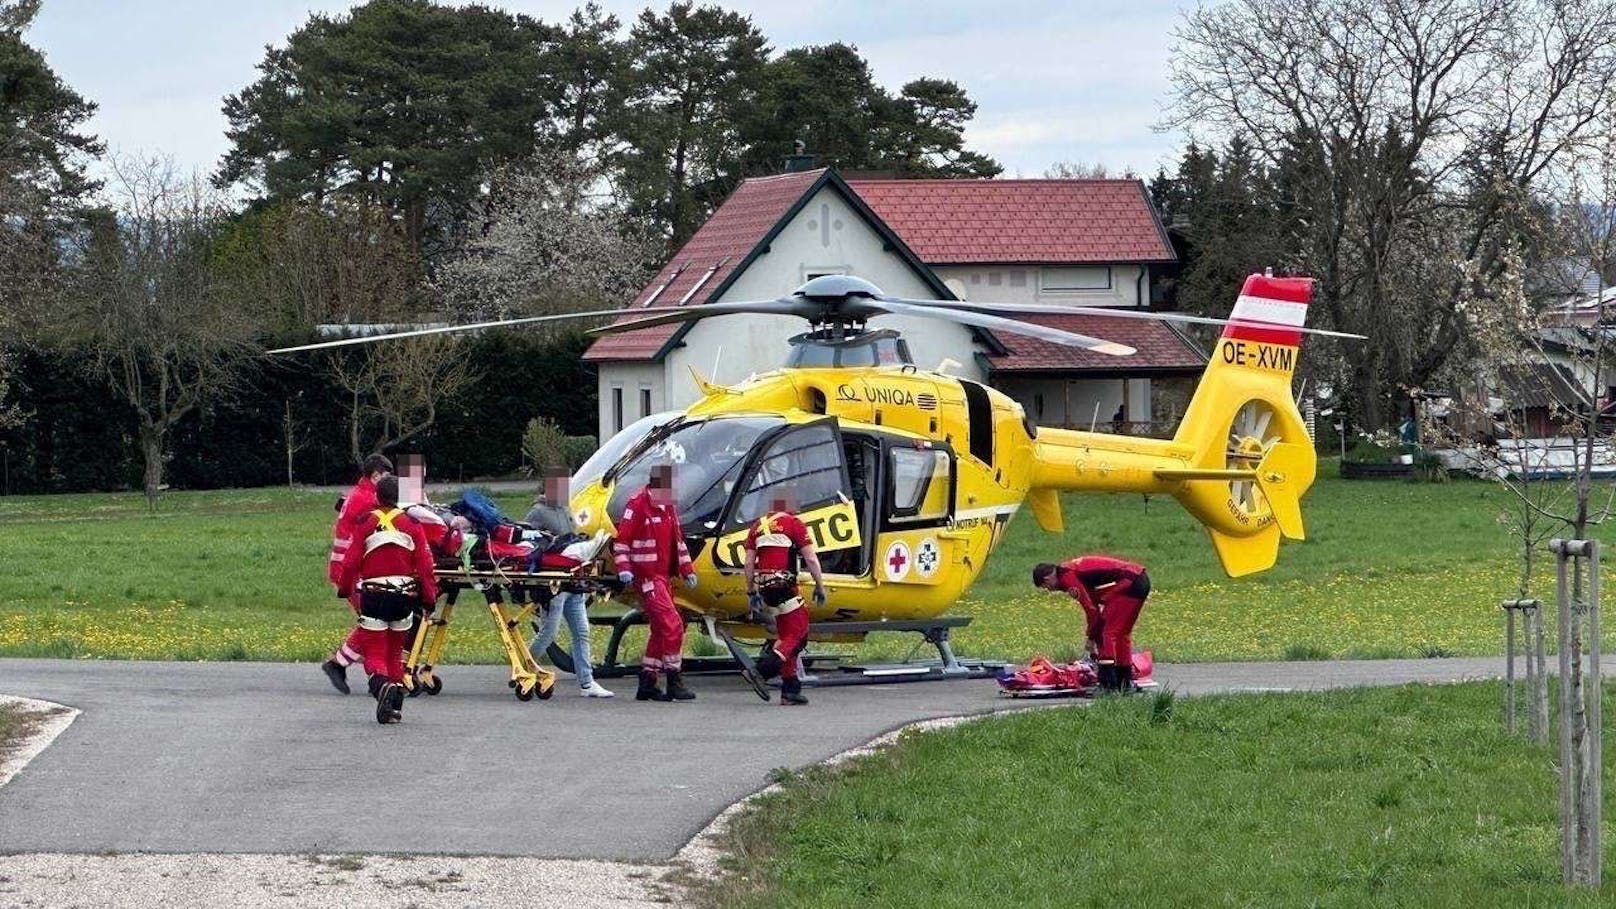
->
[268,306,699,354]
[877,295,1368,341]
[585,298,817,336]
[873,300,1135,356]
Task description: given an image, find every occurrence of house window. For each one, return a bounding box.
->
[1010,270,1027,287]
[988,272,1003,287]
[970,273,981,285]
[611,386,625,434]
[803,267,848,282]
[1041,266,1111,292]
[1034,393,1045,419]
[639,386,653,418]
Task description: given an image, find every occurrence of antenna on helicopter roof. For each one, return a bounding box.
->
[712,346,723,384]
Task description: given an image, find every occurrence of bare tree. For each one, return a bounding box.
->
[1043,161,1134,179]
[330,335,477,464]
[1424,140,1616,884]
[435,148,655,320]
[214,198,423,334]
[1168,0,1616,430]
[62,153,257,504]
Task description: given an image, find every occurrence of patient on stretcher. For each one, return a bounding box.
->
[406,497,606,575]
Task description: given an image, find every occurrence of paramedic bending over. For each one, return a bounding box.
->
[526,466,613,699]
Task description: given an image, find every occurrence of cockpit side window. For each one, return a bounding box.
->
[727,423,847,531]
[888,447,953,524]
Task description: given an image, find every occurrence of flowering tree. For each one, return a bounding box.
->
[435,149,654,321]
[1424,135,1616,885]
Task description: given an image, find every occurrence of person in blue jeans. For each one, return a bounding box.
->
[527,467,613,698]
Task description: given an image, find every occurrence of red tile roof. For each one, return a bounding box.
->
[583,169,828,362]
[986,313,1206,373]
[846,178,1174,265]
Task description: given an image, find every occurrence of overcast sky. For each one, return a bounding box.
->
[27,0,1193,185]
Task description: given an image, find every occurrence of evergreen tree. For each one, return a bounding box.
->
[0,0,102,427]
[879,78,1001,177]
[738,43,887,175]
[612,2,769,246]
[217,0,554,260]
[544,2,628,158]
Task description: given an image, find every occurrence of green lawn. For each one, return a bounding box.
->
[697,682,1616,909]
[0,468,1602,662]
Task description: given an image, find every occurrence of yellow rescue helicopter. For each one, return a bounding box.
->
[274,272,1359,683]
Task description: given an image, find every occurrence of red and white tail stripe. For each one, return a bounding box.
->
[1220,274,1313,347]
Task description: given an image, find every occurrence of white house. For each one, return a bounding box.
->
[583,167,1200,441]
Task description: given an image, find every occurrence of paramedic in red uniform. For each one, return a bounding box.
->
[613,463,699,702]
[338,476,438,724]
[742,493,827,706]
[1032,556,1151,692]
[321,453,393,693]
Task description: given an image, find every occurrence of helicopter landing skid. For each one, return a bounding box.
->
[548,611,1004,686]
[788,620,1007,687]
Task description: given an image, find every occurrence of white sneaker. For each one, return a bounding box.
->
[580,681,615,698]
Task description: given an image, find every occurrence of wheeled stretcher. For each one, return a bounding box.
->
[402,527,617,702]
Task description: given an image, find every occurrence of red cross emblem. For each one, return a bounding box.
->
[884,541,912,580]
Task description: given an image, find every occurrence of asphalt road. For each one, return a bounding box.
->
[0,655,1519,860]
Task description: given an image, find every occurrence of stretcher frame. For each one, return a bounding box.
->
[403,564,617,702]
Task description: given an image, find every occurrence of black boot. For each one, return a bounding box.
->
[635,669,666,701]
[368,673,387,699]
[779,677,809,706]
[1116,663,1135,694]
[1096,663,1121,693]
[372,677,403,724]
[322,659,350,695]
[665,670,697,701]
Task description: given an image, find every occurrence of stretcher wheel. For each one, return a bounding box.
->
[537,680,555,700]
[515,680,536,701]
[422,675,443,695]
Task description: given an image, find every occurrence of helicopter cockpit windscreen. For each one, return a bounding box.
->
[572,411,681,492]
[605,416,785,534]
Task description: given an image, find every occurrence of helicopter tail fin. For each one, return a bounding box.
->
[1166,273,1318,576]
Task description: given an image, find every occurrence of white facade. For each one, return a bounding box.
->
[589,183,1181,442]
[931,263,1150,309]
[593,185,986,439]
[997,376,1152,428]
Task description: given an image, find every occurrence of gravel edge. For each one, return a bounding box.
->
[0,695,78,790]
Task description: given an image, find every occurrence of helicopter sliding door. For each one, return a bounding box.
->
[710,419,864,574]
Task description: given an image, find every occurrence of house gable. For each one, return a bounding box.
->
[664,179,981,389]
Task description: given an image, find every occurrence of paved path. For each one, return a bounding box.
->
[0,656,1520,860]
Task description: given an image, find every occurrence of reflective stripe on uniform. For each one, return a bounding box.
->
[768,596,804,617]
[364,530,415,555]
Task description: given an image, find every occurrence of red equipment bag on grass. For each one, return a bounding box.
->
[997,651,1155,698]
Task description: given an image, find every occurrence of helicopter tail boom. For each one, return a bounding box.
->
[1165,273,1317,575]
[1024,274,1319,577]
